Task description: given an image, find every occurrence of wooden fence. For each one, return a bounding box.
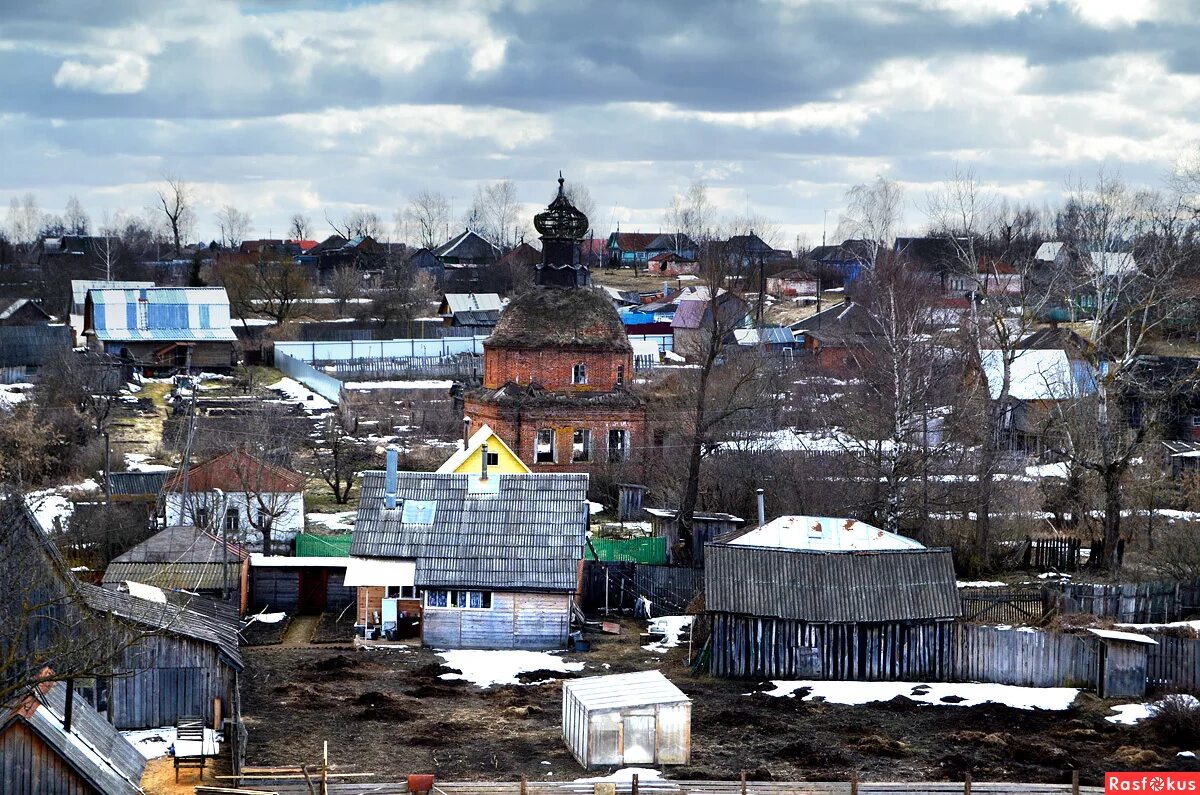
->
[959,588,1049,625]
[1053,578,1200,623]
[1146,635,1200,694]
[580,561,704,615]
[1024,537,1083,571]
[953,624,1096,688]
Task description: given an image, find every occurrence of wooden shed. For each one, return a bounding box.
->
[645,508,743,566]
[1090,628,1156,699]
[0,677,147,795]
[250,554,356,615]
[562,670,691,769]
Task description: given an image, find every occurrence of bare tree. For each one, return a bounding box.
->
[5,193,42,249]
[664,182,714,254]
[309,414,372,505]
[403,189,452,249]
[836,175,905,264]
[327,208,383,240]
[465,180,523,249]
[63,195,90,236]
[215,252,313,325]
[216,205,253,249]
[560,181,596,236]
[156,175,195,256]
[328,265,363,312]
[288,213,312,241]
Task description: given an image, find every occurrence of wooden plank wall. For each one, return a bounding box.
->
[1146,635,1200,694]
[422,592,571,649]
[1053,578,1200,623]
[324,568,356,613]
[709,615,956,681]
[0,721,97,795]
[954,624,1096,688]
[251,568,300,612]
[108,633,234,729]
[580,562,704,615]
[959,588,1049,625]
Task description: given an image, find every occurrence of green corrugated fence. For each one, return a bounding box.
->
[587,536,668,565]
[295,533,352,557]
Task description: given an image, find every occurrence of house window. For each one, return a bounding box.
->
[486,451,499,466]
[653,429,666,448]
[535,429,556,463]
[224,508,240,532]
[386,586,417,599]
[572,363,588,385]
[257,508,272,532]
[616,365,625,386]
[426,589,492,609]
[573,429,592,462]
[608,429,629,463]
[195,506,210,528]
[1192,415,1200,427]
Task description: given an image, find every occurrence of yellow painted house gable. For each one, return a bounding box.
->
[437,424,531,475]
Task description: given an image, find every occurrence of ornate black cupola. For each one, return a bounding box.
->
[533,173,590,288]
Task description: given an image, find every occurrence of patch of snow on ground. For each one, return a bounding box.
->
[576,768,664,783]
[437,650,584,688]
[124,453,174,473]
[267,377,333,411]
[307,511,356,531]
[1025,462,1069,479]
[1181,752,1197,758]
[644,615,694,653]
[0,382,34,408]
[343,380,454,390]
[759,680,1080,711]
[1107,695,1200,725]
[121,727,176,759]
[245,612,287,625]
[1115,620,1200,631]
[958,581,1006,587]
[25,479,100,533]
[588,501,604,515]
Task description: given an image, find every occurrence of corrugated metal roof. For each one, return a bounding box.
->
[80,583,243,669]
[87,287,237,343]
[705,544,961,623]
[102,562,234,592]
[70,279,154,312]
[0,324,71,367]
[564,670,689,712]
[162,449,305,493]
[441,293,502,314]
[106,470,173,497]
[0,679,146,795]
[351,471,588,592]
[110,524,247,565]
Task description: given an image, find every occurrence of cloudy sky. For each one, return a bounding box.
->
[2,0,1199,247]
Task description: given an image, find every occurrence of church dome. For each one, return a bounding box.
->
[487,288,631,352]
[534,174,589,241]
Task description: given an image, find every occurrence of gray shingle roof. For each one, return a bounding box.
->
[705,544,961,623]
[1,679,146,795]
[0,324,71,367]
[102,562,234,592]
[351,472,588,592]
[80,583,243,670]
[110,524,246,565]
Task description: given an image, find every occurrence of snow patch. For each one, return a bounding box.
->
[343,380,454,390]
[267,377,333,411]
[245,611,287,625]
[1107,695,1200,725]
[576,768,664,783]
[307,511,356,531]
[958,581,1007,588]
[437,650,584,688]
[758,680,1079,711]
[124,453,174,473]
[643,615,694,654]
[0,382,34,408]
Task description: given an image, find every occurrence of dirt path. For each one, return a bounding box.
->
[280,615,320,646]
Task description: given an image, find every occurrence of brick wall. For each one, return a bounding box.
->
[483,346,633,391]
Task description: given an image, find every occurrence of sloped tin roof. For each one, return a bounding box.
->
[87,287,237,342]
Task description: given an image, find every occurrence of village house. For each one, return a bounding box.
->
[705,510,961,679]
[0,675,147,795]
[791,300,880,375]
[434,228,502,267]
[670,287,750,360]
[436,422,531,475]
[808,239,877,285]
[979,347,1093,453]
[348,447,588,648]
[103,469,174,528]
[162,449,307,553]
[606,231,660,267]
[0,300,71,383]
[437,292,503,335]
[464,176,647,471]
[766,268,820,297]
[82,286,238,374]
[101,523,250,611]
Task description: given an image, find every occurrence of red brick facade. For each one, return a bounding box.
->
[483,347,633,391]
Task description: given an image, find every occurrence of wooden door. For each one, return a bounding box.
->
[298,569,328,614]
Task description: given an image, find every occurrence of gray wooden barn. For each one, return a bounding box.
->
[0,678,147,795]
[350,449,588,649]
[705,543,961,680]
[562,670,691,769]
[250,555,356,614]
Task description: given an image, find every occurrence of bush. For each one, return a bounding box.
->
[1148,694,1200,746]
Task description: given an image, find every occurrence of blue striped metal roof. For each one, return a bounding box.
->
[89,287,237,342]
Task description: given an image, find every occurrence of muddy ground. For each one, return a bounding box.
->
[241,618,1199,786]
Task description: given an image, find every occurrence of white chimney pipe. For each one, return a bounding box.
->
[756,488,766,528]
[384,445,399,510]
[462,417,471,446]
[480,442,489,481]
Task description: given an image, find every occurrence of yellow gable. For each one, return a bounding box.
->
[437,424,531,475]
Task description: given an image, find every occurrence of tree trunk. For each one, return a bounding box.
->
[676,365,713,565]
[1101,467,1124,571]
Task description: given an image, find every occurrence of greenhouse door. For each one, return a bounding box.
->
[622,715,656,765]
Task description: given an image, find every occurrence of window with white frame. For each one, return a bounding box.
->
[616,365,625,386]
[572,363,588,385]
[1192,415,1200,427]
[572,429,592,462]
[607,429,629,462]
[386,585,418,599]
[425,589,492,609]
[224,508,240,532]
[535,429,555,463]
[195,506,210,528]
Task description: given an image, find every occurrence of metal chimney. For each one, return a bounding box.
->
[462,417,471,446]
[384,445,399,510]
[480,443,489,481]
[756,488,766,528]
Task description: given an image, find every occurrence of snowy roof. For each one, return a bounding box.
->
[1035,242,1063,262]
[727,515,925,552]
[342,556,415,586]
[980,349,1081,401]
[1089,251,1136,278]
[85,287,237,342]
[436,423,529,475]
[439,293,503,315]
[564,670,689,711]
[70,279,154,312]
[1088,628,1158,645]
[630,338,662,359]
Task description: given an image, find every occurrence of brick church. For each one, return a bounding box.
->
[464,176,646,472]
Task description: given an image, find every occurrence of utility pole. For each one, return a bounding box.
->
[179,394,198,527]
[822,209,830,247]
[102,430,111,505]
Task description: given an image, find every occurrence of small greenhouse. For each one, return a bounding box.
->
[562,670,691,769]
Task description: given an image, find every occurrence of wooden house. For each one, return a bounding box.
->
[349,448,588,648]
[101,524,249,611]
[1,499,243,732]
[104,470,174,528]
[437,292,503,334]
[69,280,155,316]
[979,348,1092,453]
[81,287,237,374]
[766,268,819,297]
[0,676,147,795]
[433,229,501,266]
[162,449,307,553]
[645,507,743,566]
[562,671,691,769]
[0,324,71,384]
[705,522,960,680]
[670,289,750,360]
